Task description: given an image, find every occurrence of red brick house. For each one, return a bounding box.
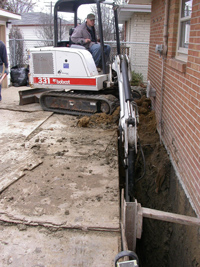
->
[121,0,199,217]
[148,0,200,217]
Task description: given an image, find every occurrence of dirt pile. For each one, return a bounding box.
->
[77,107,120,129]
[76,94,171,200]
[135,96,171,194]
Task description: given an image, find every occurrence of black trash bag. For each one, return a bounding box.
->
[10,65,29,87]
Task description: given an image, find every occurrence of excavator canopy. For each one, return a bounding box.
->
[54,0,97,13]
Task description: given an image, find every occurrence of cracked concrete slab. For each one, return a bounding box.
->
[0,86,120,266]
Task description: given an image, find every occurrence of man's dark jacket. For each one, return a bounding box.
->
[71,22,97,49]
[0,41,8,68]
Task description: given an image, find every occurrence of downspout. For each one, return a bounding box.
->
[163,0,169,56]
[159,0,169,141]
[124,21,127,42]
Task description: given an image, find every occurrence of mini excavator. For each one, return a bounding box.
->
[22,0,139,204]
[22,0,139,201]
[20,0,140,264]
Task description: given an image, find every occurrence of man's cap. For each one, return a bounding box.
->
[87,13,95,20]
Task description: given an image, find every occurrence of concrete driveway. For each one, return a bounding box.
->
[0,86,120,267]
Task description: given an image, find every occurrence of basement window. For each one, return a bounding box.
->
[176,0,193,61]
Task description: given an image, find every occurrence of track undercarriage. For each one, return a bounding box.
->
[39,90,119,116]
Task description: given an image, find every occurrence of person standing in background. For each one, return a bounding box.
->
[0,40,9,101]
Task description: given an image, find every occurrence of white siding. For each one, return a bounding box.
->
[11,26,50,50]
[126,12,150,82]
[12,25,70,50]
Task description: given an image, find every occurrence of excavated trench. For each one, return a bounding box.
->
[78,92,200,266]
[132,95,199,267]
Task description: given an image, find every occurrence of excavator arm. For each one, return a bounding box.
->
[113,55,139,202]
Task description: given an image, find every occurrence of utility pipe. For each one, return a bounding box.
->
[159,0,169,141]
[163,0,169,56]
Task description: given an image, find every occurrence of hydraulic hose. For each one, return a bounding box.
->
[115,250,139,266]
[136,138,146,183]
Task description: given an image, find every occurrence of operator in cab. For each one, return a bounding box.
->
[71,13,111,69]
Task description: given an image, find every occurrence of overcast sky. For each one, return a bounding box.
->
[34,1,92,20]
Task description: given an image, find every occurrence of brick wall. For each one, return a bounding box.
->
[126,12,151,82]
[148,0,200,216]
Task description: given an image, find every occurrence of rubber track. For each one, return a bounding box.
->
[39,91,119,116]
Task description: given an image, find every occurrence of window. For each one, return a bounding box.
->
[176,0,193,61]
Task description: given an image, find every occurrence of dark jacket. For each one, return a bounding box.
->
[71,22,97,49]
[0,41,8,68]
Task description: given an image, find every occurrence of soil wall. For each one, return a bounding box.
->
[134,96,200,266]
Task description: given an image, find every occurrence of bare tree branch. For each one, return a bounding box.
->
[0,0,36,14]
[9,27,25,67]
[91,5,115,41]
[37,13,72,46]
[0,0,8,9]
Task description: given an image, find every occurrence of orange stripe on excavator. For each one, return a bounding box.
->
[33,77,96,86]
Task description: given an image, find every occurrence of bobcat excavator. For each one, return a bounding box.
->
[20,0,139,264]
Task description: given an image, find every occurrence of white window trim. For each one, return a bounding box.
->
[176,0,192,62]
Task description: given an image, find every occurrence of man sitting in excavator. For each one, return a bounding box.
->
[71,13,111,69]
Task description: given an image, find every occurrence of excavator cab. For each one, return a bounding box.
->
[28,1,120,90]
[27,0,121,115]
[53,0,120,74]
